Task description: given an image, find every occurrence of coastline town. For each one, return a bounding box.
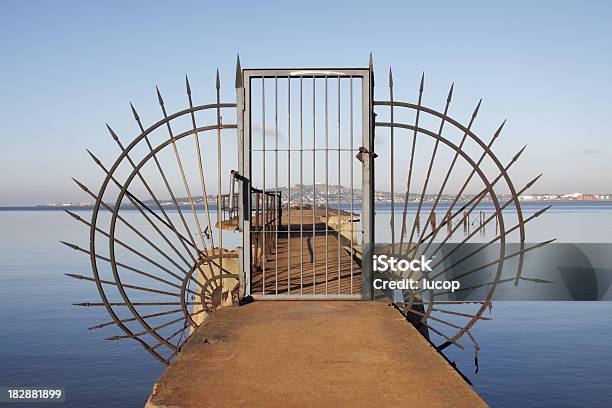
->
[42,184,612,208]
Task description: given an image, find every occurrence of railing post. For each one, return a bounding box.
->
[361,55,375,300]
[236,55,251,298]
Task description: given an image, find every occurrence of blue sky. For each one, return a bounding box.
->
[1,0,611,205]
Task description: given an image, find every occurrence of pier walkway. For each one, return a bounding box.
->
[250,206,361,296]
[145,301,487,407]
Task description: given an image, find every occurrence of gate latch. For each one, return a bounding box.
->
[356,146,378,163]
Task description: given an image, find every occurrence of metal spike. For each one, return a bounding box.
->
[185,75,191,95]
[388,67,393,87]
[492,119,506,141]
[369,52,374,86]
[512,145,527,162]
[86,149,101,165]
[235,54,242,88]
[66,273,182,297]
[129,102,139,121]
[64,209,82,222]
[526,173,544,189]
[417,143,527,258]
[405,95,482,256]
[73,302,189,307]
[520,276,554,284]
[60,241,80,251]
[215,69,220,89]
[405,78,453,253]
[156,86,164,106]
[538,238,556,247]
[106,335,123,341]
[419,72,425,92]
[129,99,200,258]
[398,70,425,253]
[472,99,482,118]
[88,308,183,331]
[84,151,198,268]
[105,314,193,340]
[71,178,89,193]
[535,204,552,217]
[105,124,119,141]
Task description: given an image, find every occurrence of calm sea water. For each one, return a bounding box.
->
[0,203,611,407]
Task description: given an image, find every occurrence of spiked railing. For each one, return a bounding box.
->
[64,60,241,365]
[63,55,550,372]
[374,64,551,370]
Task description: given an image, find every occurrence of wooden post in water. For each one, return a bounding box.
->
[429,211,437,231]
[480,211,485,236]
[495,212,499,235]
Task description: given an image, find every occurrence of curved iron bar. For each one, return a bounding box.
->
[405,83,454,255]
[398,74,424,254]
[414,145,528,256]
[86,103,236,362]
[105,125,235,353]
[105,124,198,265]
[375,100,527,289]
[375,121,506,349]
[403,99,481,257]
[376,104,528,353]
[180,257,239,327]
[374,122,505,350]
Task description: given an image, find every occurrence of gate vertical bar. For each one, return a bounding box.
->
[324,77,329,294]
[361,56,375,300]
[240,66,252,297]
[336,76,342,293]
[262,78,266,294]
[299,77,304,294]
[349,76,354,294]
[312,76,316,294]
[287,78,292,294]
[274,76,279,295]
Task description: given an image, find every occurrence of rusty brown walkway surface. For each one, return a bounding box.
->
[251,207,362,295]
[146,301,487,408]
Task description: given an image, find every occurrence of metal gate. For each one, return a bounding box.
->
[237,68,374,300]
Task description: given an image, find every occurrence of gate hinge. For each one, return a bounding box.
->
[356,146,378,163]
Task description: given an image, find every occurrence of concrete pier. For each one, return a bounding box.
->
[145,301,487,407]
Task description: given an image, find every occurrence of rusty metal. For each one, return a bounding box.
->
[65,58,547,371]
[374,66,549,369]
[105,123,198,259]
[398,73,424,254]
[84,149,194,270]
[388,68,395,249]
[65,72,238,365]
[411,99,482,253]
[406,83,453,253]
[129,102,200,255]
[186,75,216,250]
[413,144,527,252]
